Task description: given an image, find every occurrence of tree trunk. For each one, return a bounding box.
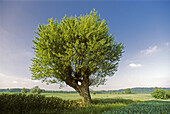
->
[65,77,92,103]
[78,83,92,103]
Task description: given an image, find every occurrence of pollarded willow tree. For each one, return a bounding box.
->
[30,10,124,103]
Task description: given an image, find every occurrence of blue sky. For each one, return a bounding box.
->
[0,1,170,90]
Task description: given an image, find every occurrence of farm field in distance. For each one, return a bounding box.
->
[41,93,155,101]
[0,92,155,100]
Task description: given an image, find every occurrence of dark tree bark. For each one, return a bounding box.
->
[65,77,92,103]
[78,82,92,103]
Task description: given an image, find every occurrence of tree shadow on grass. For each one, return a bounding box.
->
[92,98,138,105]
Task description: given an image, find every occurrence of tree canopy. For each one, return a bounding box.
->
[21,88,28,93]
[30,9,124,103]
[30,86,42,94]
[125,88,131,94]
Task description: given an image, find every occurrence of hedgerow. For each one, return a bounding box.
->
[0,93,79,113]
[151,89,170,99]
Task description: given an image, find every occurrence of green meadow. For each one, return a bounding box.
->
[0,92,154,100]
[41,93,154,101]
[1,92,170,113]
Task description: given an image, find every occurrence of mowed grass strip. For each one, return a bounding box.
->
[41,93,82,100]
[41,93,154,100]
[0,92,154,100]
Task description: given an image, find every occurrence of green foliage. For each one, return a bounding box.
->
[125,88,131,94]
[30,9,124,87]
[92,98,136,105]
[60,104,126,114]
[21,88,28,93]
[30,86,42,94]
[110,101,170,113]
[1,93,153,114]
[151,89,166,99]
[0,93,79,113]
[93,91,96,95]
[6,88,10,92]
[165,90,170,98]
[56,98,135,114]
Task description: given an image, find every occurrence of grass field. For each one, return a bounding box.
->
[1,92,170,113]
[41,93,154,101]
[0,93,137,114]
[0,92,155,100]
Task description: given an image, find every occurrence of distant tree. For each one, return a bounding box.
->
[6,88,10,92]
[21,88,28,93]
[93,91,96,95]
[154,87,159,90]
[165,90,170,98]
[30,9,124,103]
[125,88,131,94]
[30,86,42,94]
[9,88,21,92]
[41,89,46,93]
[151,89,166,99]
[121,91,125,94]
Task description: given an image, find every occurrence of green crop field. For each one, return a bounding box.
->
[105,100,170,114]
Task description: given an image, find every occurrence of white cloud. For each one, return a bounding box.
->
[0,73,6,77]
[129,63,142,68]
[13,81,18,84]
[33,80,40,83]
[165,42,170,47]
[140,45,158,55]
[0,72,40,89]
[0,72,64,90]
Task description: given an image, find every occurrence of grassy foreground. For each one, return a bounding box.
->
[107,100,170,114]
[59,103,127,114]
[2,93,170,113]
[0,93,138,114]
[59,98,138,114]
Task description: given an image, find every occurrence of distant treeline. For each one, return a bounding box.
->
[0,87,170,94]
[0,88,77,93]
[109,87,170,94]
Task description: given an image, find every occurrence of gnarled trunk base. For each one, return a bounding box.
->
[78,86,92,103]
[72,82,92,103]
[65,79,92,103]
